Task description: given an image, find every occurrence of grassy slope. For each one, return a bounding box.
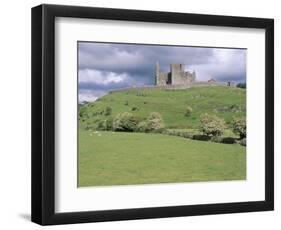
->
[79,130,246,187]
[80,86,246,129]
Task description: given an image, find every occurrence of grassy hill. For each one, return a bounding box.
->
[78,86,246,187]
[79,86,246,130]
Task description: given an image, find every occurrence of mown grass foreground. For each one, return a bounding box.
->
[78,130,246,187]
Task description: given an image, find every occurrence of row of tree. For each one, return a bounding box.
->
[80,103,246,145]
[112,112,165,133]
[199,113,246,139]
[94,111,246,141]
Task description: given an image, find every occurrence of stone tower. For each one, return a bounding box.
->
[155,63,196,86]
[155,61,160,85]
[170,64,185,85]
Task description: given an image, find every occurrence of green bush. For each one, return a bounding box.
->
[210,136,236,144]
[185,106,193,117]
[91,117,114,131]
[211,136,223,143]
[131,106,139,111]
[221,137,236,144]
[232,117,246,139]
[79,106,88,118]
[240,138,246,146]
[146,112,165,132]
[229,104,241,112]
[147,112,161,120]
[113,112,138,132]
[137,121,149,132]
[182,132,194,139]
[162,129,176,136]
[96,120,105,130]
[100,118,113,130]
[178,131,194,139]
[84,124,95,130]
[192,134,211,141]
[104,106,112,116]
[199,113,226,137]
[163,129,194,139]
[137,112,165,133]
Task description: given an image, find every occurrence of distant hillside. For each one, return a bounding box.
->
[79,86,246,130]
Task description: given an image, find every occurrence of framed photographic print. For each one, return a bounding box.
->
[31,4,274,225]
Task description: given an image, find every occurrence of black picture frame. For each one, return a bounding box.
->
[31,4,274,225]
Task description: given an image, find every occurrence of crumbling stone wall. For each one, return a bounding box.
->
[156,72,169,86]
[155,63,196,86]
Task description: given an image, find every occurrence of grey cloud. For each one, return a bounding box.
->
[79,43,215,75]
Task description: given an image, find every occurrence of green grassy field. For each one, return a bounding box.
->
[80,86,246,129]
[79,86,246,187]
[79,130,246,187]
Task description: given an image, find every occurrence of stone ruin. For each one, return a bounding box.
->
[155,62,236,88]
[155,62,196,86]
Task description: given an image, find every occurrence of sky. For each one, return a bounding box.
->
[78,42,246,102]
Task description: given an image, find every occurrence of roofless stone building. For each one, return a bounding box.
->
[155,62,196,86]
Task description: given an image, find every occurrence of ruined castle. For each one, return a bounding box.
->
[109,63,234,94]
[155,62,196,86]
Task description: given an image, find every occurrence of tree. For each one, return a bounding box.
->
[232,117,246,139]
[104,106,112,116]
[199,113,226,137]
[96,118,113,131]
[113,112,138,132]
[240,138,246,146]
[185,106,193,117]
[146,112,165,132]
[137,112,165,133]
